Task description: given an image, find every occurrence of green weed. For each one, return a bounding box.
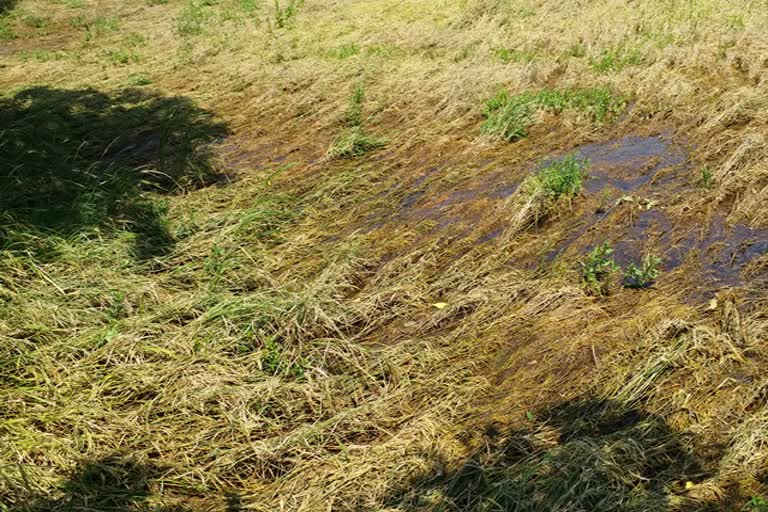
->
[106,291,127,321]
[205,244,236,288]
[127,73,152,86]
[565,43,587,58]
[22,14,50,30]
[235,194,301,243]
[580,243,618,295]
[481,90,533,141]
[532,154,588,201]
[260,335,307,378]
[699,166,714,190]
[329,84,385,158]
[0,18,15,40]
[743,496,768,512]
[623,254,662,289]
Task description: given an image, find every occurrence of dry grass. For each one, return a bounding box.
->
[2,0,768,510]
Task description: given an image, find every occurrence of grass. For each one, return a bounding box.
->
[3,0,768,510]
[590,45,646,74]
[481,87,626,141]
[580,243,618,295]
[327,126,386,158]
[328,84,386,158]
[274,0,303,29]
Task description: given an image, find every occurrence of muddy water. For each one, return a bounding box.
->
[368,131,767,290]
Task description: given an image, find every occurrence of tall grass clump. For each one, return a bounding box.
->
[528,154,588,202]
[481,87,626,141]
[502,154,589,236]
[274,0,303,28]
[328,84,385,159]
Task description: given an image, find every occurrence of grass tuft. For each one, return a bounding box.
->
[481,87,626,141]
[327,126,386,159]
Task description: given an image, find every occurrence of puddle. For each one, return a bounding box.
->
[698,216,768,284]
[547,134,689,195]
[547,208,768,289]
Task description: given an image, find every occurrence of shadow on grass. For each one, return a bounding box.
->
[0,86,230,260]
[13,454,185,512]
[386,397,729,511]
[0,0,15,16]
[8,454,248,512]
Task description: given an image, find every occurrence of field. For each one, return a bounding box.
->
[2,0,768,510]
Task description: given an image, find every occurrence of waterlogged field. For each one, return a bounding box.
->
[2,0,768,510]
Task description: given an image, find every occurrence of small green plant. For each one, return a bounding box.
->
[108,48,141,65]
[80,15,120,41]
[699,166,714,190]
[22,14,50,30]
[532,154,588,201]
[106,291,127,321]
[127,72,152,86]
[565,44,586,58]
[580,243,618,294]
[481,90,534,141]
[0,18,16,40]
[260,335,307,379]
[743,496,768,512]
[274,0,303,29]
[623,254,662,289]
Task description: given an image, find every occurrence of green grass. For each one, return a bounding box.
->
[481,87,626,141]
[177,0,210,36]
[699,166,714,190]
[328,84,385,158]
[493,47,537,63]
[346,83,365,127]
[590,45,646,74]
[274,0,303,28]
[329,43,361,60]
[531,154,588,201]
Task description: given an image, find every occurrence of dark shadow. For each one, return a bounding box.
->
[385,397,731,512]
[0,86,230,260]
[0,0,15,15]
[12,454,189,511]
